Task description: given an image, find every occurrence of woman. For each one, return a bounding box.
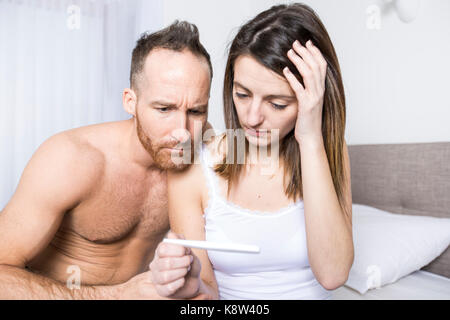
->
[150,3,353,300]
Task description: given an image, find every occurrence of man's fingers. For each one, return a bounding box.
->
[157,242,190,258]
[166,230,179,239]
[152,267,190,285]
[155,277,186,297]
[153,255,193,272]
[192,293,212,300]
[164,231,191,255]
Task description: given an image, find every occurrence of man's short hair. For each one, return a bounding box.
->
[130,20,213,95]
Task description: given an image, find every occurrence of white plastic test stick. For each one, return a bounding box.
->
[163,238,260,254]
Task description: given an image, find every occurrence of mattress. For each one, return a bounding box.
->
[331,270,450,300]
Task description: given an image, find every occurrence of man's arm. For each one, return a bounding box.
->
[0,133,118,299]
[0,264,118,299]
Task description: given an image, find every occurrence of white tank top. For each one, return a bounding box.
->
[199,144,332,300]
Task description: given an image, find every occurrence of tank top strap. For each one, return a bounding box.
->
[200,143,219,201]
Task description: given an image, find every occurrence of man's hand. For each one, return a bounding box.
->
[149,231,203,299]
[112,271,171,300]
[114,267,210,300]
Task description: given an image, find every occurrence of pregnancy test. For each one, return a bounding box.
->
[163,238,260,254]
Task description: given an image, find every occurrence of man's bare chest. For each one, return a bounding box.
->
[65,170,170,243]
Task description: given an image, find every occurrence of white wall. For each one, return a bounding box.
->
[162,0,450,145]
[0,0,163,209]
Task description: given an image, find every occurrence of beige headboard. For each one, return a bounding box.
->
[348,142,450,278]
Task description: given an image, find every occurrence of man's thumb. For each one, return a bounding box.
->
[166,230,185,240]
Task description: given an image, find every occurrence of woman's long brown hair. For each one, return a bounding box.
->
[215,3,348,216]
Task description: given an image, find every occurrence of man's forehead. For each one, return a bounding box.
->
[149,85,209,104]
[138,49,210,101]
[143,48,210,81]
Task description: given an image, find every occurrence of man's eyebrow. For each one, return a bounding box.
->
[190,104,208,110]
[150,100,178,108]
[150,100,208,109]
[233,81,296,100]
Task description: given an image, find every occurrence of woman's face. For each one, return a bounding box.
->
[232,55,298,147]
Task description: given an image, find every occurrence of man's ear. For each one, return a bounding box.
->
[123,88,137,116]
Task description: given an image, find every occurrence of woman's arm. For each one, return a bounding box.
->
[150,162,219,299]
[283,39,354,290]
[299,137,354,290]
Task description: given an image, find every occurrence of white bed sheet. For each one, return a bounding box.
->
[331,270,450,300]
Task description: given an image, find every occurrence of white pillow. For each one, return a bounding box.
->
[345,204,450,294]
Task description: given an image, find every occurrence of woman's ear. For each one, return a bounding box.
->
[123,88,137,116]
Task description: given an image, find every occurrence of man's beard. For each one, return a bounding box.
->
[136,114,194,171]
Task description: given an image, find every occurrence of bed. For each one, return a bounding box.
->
[332,270,450,300]
[331,142,450,300]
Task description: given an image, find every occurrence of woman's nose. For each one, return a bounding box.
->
[246,100,264,127]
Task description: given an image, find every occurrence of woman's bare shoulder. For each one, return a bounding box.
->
[204,131,227,165]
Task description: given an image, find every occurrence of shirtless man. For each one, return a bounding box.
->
[0,21,212,299]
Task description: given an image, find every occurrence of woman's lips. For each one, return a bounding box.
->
[244,128,268,137]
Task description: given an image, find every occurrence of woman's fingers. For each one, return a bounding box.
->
[306,41,328,83]
[287,48,314,93]
[283,66,305,97]
[291,40,319,92]
[289,40,326,93]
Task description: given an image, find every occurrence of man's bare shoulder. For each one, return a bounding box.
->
[62,120,128,151]
[48,129,105,166]
[30,123,114,193]
[55,120,131,162]
[4,124,114,214]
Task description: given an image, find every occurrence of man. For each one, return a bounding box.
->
[0,21,212,299]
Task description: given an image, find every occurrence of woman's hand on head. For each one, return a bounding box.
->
[149,231,203,299]
[283,39,327,143]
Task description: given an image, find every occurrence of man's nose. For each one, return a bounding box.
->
[246,99,264,127]
[172,113,190,144]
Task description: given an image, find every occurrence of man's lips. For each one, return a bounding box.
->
[161,147,184,153]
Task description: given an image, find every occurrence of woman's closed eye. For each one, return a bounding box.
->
[235,92,249,99]
[270,102,288,110]
[234,90,288,109]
